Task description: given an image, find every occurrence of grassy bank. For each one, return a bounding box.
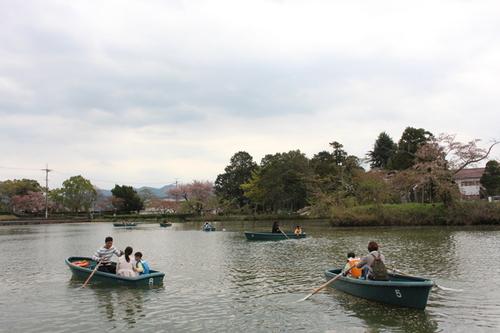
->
[327,202,500,226]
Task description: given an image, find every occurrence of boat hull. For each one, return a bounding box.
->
[244,232,307,241]
[159,222,172,227]
[113,223,137,228]
[324,268,433,309]
[66,257,164,287]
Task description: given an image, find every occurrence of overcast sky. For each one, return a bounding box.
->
[1,0,499,189]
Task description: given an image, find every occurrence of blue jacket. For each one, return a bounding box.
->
[138,260,150,275]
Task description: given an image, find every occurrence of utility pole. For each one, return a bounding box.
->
[41,164,52,219]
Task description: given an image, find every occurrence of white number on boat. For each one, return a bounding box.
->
[149,278,154,286]
[395,289,402,298]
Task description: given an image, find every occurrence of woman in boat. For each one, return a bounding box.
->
[92,236,123,274]
[271,221,281,233]
[202,222,214,231]
[356,241,389,280]
[116,246,137,277]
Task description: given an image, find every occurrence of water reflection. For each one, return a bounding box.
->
[329,288,438,333]
[92,287,146,329]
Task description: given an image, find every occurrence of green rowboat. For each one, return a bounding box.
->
[324,268,433,309]
[244,232,307,241]
[113,222,137,228]
[66,257,164,287]
[159,222,172,227]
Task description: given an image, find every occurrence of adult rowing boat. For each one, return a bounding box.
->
[66,257,164,287]
[244,232,307,241]
[324,268,433,309]
[159,222,172,227]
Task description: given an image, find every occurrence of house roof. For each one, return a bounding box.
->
[454,167,485,180]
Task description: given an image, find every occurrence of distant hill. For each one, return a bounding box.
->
[96,184,176,199]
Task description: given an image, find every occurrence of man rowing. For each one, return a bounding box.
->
[92,236,123,274]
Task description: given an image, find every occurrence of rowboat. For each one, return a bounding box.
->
[244,231,307,241]
[324,268,433,309]
[159,222,172,227]
[66,257,164,287]
[113,222,137,228]
[202,226,216,231]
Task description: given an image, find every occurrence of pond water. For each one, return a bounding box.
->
[0,221,499,332]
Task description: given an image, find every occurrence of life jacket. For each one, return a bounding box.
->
[138,260,150,275]
[347,258,362,278]
[73,260,89,267]
[370,252,389,280]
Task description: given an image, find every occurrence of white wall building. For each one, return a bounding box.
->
[454,168,485,199]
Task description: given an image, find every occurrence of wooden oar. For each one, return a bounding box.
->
[82,261,101,288]
[280,229,290,239]
[298,266,354,302]
[388,266,463,292]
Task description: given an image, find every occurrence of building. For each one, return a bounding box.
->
[454,168,485,199]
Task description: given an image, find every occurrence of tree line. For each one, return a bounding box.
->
[1,126,499,217]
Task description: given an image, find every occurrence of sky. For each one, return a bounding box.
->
[1,0,499,189]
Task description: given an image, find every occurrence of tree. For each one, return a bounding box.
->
[60,175,97,213]
[329,141,347,166]
[10,191,46,214]
[481,160,500,196]
[390,127,433,170]
[368,132,397,169]
[242,150,312,212]
[437,133,499,174]
[111,185,144,213]
[168,181,214,215]
[214,151,257,208]
[0,179,42,211]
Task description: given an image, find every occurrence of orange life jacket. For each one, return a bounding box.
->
[348,258,362,278]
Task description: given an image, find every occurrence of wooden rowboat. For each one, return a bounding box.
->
[66,257,164,287]
[244,231,307,241]
[159,222,172,227]
[113,222,137,228]
[324,268,433,309]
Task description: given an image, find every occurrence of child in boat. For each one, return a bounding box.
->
[134,252,150,275]
[294,225,302,236]
[342,252,362,279]
[116,246,137,277]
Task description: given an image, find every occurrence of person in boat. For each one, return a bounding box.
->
[342,252,362,279]
[116,246,137,277]
[356,241,389,280]
[202,222,214,230]
[134,252,150,275]
[92,236,123,274]
[271,221,281,233]
[293,225,302,236]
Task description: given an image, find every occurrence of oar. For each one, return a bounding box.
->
[389,266,463,292]
[280,229,290,239]
[298,266,354,302]
[82,261,101,288]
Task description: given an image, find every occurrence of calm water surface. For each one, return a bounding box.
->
[0,221,499,332]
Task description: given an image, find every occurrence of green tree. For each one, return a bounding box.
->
[111,185,144,213]
[368,132,397,169]
[390,127,433,170]
[329,141,347,166]
[481,160,500,196]
[242,150,312,212]
[60,175,97,213]
[214,151,257,208]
